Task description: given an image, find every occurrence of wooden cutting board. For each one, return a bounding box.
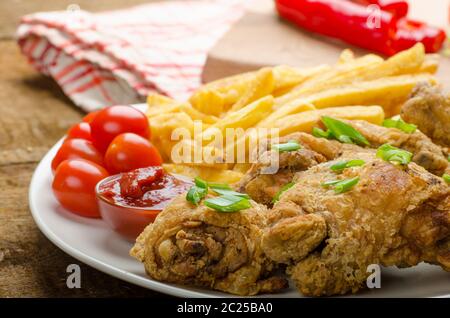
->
[203,11,450,90]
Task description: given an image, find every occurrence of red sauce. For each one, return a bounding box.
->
[98,166,192,209]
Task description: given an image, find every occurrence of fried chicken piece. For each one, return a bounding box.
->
[235,133,360,205]
[401,83,450,148]
[262,148,450,296]
[130,196,287,296]
[345,119,449,175]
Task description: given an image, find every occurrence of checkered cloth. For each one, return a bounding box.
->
[16,0,245,112]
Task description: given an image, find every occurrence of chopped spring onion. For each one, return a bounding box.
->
[443,174,450,184]
[186,185,208,206]
[447,155,450,162]
[211,188,250,198]
[272,182,295,203]
[383,118,417,133]
[334,177,360,194]
[330,159,365,172]
[204,194,251,212]
[376,144,412,165]
[322,177,360,194]
[207,182,232,190]
[321,179,341,187]
[272,140,301,152]
[207,181,249,197]
[188,178,251,211]
[313,117,370,146]
[194,177,208,189]
[312,127,332,139]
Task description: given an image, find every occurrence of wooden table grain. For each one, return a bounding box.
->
[0,0,166,298]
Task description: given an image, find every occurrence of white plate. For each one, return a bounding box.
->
[29,119,450,298]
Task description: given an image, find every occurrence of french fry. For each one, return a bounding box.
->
[371,42,425,77]
[178,105,218,124]
[338,49,355,65]
[147,93,174,107]
[190,65,330,114]
[146,93,180,117]
[272,106,385,136]
[270,64,331,97]
[267,73,435,122]
[189,72,254,113]
[202,95,274,141]
[150,112,195,161]
[146,104,179,118]
[275,44,426,107]
[169,137,231,170]
[188,89,225,117]
[419,54,439,74]
[257,102,315,127]
[275,53,384,106]
[147,102,218,124]
[229,68,275,112]
[310,74,435,117]
[163,164,243,184]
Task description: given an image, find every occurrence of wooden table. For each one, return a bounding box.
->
[0,0,165,298]
[1,0,448,298]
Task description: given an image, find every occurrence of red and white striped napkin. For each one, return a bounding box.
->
[16,0,245,112]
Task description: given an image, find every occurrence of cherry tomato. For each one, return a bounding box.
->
[104,133,163,174]
[67,122,92,141]
[90,106,150,152]
[52,159,109,218]
[51,138,104,172]
[82,110,100,123]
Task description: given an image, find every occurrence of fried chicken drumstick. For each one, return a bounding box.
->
[344,119,449,176]
[401,82,450,148]
[130,196,287,296]
[236,133,361,205]
[261,143,450,296]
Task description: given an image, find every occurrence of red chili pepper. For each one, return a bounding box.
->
[353,0,408,17]
[275,0,397,55]
[275,0,447,55]
[392,18,447,53]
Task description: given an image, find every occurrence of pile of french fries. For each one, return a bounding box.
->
[146,43,439,183]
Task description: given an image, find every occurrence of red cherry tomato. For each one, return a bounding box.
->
[67,122,92,141]
[82,110,100,123]
[104,133,163,174]
[90,106,150,153]
[51,138,104,172]
[52,159,109,218]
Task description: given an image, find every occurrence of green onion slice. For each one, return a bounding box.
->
[272,140,301,152]
[321,116,370,146]
[376,144,412,165]
[443,173,450,184]
[272,182,295,203]
[321,179,341,187]
[313,117,369,146]
[186,186,208,206]
[211,188,249,198]
[204,194,251,212]
[383,118,417,134]
[330,159,365,172]
[334,176,360,194]
[194,177,208,189]
[447,155,450,163]
[208,182,232,190]
[312,127,332,139]
[322,177,360,194]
